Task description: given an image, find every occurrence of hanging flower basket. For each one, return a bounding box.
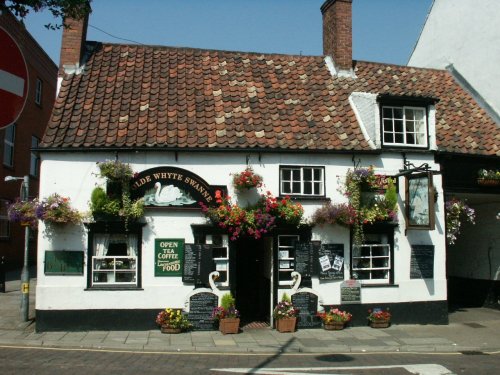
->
[7,198,38,228]
[232,167,263,191]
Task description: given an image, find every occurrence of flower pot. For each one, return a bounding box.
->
[161,325,182,334]
[275,317,297,333]
[219,318,240,334]
[324,321,345,330]
[477,178,500,186]
[369,320,390,328]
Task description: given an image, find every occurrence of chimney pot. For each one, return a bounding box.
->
[321,0,353,72]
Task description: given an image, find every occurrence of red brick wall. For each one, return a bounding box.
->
[0,11,57,270]
[321,0,353,71]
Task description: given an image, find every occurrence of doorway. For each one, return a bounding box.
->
[232,237,272,325]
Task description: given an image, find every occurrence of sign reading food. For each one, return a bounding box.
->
[155,239,184,276]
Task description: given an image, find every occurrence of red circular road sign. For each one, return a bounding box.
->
[0,27,29,129]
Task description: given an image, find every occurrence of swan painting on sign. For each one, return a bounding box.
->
[143,182,197,206]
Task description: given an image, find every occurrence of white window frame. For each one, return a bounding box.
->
[280,166,325,196]
[382,105,428,148]
[3,124,15,167]
[30,136,40,178]
[206,234,229,287]
[91,233,139,287]
[0,199,10,239]
[351,243,391,285]
[35,78,43,105]
[277,235,299,286]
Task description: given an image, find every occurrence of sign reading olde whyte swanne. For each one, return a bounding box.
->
[131,167,225,208]
[155,239,184,276]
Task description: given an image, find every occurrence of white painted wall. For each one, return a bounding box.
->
[36,150,447,311]
[409,0,500,115]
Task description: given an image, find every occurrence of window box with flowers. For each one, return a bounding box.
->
[273,293,299,333]
[477,169,500,186]
[155,308,192,333]
[367,308,391,328]
[317,308,352,330]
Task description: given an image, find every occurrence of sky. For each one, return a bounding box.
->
[22,0,433,67]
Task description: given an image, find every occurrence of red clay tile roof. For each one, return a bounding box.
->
[42,42,500,156]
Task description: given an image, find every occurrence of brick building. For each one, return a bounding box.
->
[0,10,58,271]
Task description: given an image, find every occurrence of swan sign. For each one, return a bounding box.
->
[0,27,29,129]
[131,166,226,208]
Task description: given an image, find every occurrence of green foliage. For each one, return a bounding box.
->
[281,292,291,303]
[221,293,236,310]
[2,0,92,30]
[97,160,134,182]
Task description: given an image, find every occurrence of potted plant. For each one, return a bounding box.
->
[212,293,240,334]
[273,293,299,333]
[367,308,391,328]
[155,308,192,334]
[36,193,82,225]
[317,308,352,330]
[7,198,38,228]
[477,169,500,186]
[232,167,263,191]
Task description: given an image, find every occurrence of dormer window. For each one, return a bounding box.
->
[382,106,427,148]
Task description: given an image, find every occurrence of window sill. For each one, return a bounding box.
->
[361,284,399,288]
[85,286,144,291]
[278,196,330,202]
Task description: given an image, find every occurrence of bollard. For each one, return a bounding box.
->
[0,256,5,293]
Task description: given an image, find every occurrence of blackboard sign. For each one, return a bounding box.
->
[182,244,214,286]
[44,251,84,275]
[155,239,184,276]
[340,279,361,304]
[187,292,218,330]
[294,242,318,278]
[317,243,344,280]
[410,245,434,279]
[291,291,321,328]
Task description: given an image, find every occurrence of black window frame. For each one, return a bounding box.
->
[3,124,15,167]
[279,165,326,197]
[30,136,40,178]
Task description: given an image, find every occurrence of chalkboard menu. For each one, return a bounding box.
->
[291,291,321,328]
[294,242,319,278]
[182,244,214,286]
[187,292,218,330]
[410,245,434,279]
[340,279,361,304]
[316,243,344,280]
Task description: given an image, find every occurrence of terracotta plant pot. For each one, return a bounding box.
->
[219,318,240,334]
[477,179,500,186]
[324,321,345,330]
[275,317,297,333]
[369,320,390,328]
[161,325,182,334]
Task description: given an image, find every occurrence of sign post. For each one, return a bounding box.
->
[0,27,29,129]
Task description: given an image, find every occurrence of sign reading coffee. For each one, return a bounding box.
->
[131,166,226,208]
[155,239,184,276]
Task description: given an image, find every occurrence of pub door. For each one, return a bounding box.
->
[231,237,272,325]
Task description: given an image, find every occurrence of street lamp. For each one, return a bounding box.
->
[4,175,30,322]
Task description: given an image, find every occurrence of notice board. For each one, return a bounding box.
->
[410,245,434,279]
[155,238,184,276]
[44,250,84,275]
[182,244,214,286]
[316,243,344,280]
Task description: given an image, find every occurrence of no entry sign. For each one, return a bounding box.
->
[0,27,29,129]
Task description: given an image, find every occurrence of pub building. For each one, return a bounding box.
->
[34,1,499,331]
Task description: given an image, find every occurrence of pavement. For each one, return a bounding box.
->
[1,272,500,354]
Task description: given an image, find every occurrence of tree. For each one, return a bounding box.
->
[1,0,91,29]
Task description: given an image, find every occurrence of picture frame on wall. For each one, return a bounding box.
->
[405,172,435,230]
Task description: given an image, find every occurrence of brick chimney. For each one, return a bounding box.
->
[321,0,353,72]
[58,12,89,76]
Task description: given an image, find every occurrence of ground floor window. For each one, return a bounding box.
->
[206,234,229,287]
[351,226,394,284]
[86,222,143,288]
